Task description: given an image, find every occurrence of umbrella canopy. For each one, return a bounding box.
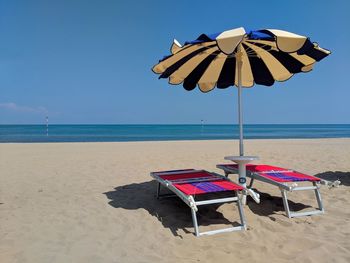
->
[152,27,330,157]
[152,27,330,92]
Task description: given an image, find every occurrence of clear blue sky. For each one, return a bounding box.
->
[0,0,349,124]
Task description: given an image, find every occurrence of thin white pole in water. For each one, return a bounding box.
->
[46,116,49,136]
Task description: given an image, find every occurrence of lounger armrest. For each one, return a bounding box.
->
[319,179,341,188]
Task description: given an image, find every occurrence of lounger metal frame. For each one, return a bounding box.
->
[217,165,326,218]
[150,169,247,236]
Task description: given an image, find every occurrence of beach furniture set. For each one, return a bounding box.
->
[151,27,333,236]
[150,161,339,237]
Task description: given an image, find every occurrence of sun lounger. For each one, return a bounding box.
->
[150,169,246,236]
[217,164,339,218]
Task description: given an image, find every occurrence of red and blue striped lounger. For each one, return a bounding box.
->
[216,164,337,218]
[150,169,246,236]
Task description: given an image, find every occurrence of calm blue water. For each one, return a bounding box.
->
[0,124,350,143]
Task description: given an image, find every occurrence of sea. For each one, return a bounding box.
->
[0,124,350,143]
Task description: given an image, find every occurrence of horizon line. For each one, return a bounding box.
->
[1,123,350,126]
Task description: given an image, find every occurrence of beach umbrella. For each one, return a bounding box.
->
[152,27,330,199]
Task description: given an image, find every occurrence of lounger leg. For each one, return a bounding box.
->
[237,197,247,230]
[314,182,324,212]
[281,185,325,218]
[191,208,200,237]
[156,182,161,199]
[248,178,255,188]
[281,190,292,218]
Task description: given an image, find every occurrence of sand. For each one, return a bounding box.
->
[0,138,349,263]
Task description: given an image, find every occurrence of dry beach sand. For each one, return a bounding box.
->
[0,139,350,263]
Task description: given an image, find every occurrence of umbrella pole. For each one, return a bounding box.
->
[236,47,247,204]
[237,58,243,157]
[238,71,244,156]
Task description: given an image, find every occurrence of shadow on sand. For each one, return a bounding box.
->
[315,171,350,186]
[246,191,311,219]
[103,177,320,236]
[104,180,238,237]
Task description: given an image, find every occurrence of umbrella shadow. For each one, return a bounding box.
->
[315,171,350,186]
[246,191,311,218]
[104,179,239,237]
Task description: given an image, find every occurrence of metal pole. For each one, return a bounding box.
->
[237,46,244,156]
[191,208,200,237]
[238,158,247,204]
[46,116,49,136]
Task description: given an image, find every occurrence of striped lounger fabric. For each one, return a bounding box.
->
[150,169,246,236]
[216,164,324,218]
[238,164,320,183]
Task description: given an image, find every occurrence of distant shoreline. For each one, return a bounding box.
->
[1,137,350,145]
[1,124,350,126]
[1,124,350,143]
